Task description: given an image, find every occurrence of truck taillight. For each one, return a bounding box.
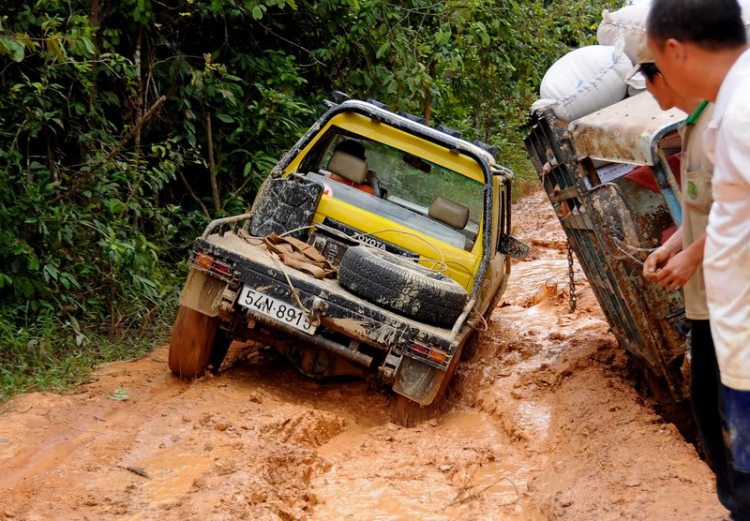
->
[408,340,451,369]
[195,252,214,270]
[212,262,230,275]
[191,252,233,280]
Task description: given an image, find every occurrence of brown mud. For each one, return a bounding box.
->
[0,190,728,520]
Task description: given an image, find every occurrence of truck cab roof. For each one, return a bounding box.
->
[567,92,687,167]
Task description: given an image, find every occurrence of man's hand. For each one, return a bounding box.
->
[653,248,702,291]
[643,247,673,281]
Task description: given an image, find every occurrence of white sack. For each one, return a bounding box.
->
[530,98,559,113]
[597,4,651,63]
[601,0,750,64]
[540,45,632,123]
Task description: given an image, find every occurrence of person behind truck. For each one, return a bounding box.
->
[646,0,750,517]
[631,36,731,514]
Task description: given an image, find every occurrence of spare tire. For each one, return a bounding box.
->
[338,247,468,328]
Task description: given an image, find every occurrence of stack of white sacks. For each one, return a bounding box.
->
[534,0,750,123]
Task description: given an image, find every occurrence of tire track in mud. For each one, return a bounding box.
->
[0,190,728,520]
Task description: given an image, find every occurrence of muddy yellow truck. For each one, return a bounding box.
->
[168,93,527,409]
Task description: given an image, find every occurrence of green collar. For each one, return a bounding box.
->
[686,100,709,125]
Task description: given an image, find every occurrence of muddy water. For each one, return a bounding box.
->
[0,191,728,520]
[312,409,530,520]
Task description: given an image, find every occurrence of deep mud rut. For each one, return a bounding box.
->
[0,191,729,520]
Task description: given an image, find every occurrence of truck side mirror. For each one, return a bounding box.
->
[499,235,530,260]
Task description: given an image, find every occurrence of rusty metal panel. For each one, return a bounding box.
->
[569,92,686,166]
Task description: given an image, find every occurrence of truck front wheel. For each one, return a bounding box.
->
[169,305,231,378]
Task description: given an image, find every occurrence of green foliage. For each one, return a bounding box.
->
[0,0,621,399]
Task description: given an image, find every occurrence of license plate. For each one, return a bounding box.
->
[238,286,317,334]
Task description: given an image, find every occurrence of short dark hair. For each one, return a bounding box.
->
[334,139,366,160]
[647,0,747,51]
[641,62,661,83]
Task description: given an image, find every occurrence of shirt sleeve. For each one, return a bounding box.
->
[722,91,750,185]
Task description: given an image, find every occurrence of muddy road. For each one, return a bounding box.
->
[0,191,728,520]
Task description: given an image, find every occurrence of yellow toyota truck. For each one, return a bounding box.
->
[168,93,527,412]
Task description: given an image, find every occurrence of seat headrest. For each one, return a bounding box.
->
[429,196,470,230]
[328,151,368,184]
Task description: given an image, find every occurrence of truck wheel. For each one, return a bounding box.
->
[338,247,468,328]
[169,306,231,378]
[391,339,465,427]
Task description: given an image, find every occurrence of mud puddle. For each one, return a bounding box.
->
[0,190,727,520]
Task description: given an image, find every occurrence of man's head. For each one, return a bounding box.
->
[642,62,680,111]
[627,36,698,112]
[646,0,747,100]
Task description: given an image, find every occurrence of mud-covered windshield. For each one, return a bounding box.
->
[321,134,484,225]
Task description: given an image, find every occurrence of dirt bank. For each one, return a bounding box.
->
[0,190,727,520]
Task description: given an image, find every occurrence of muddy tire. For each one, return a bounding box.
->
[208,328,232,373]
[338,246,468,328]
[169,306,231,378]
[391,340,465,427]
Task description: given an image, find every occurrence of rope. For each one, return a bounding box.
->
[268,225,476,307]
[612,237,658,253]
[469,308,489,332]
[281,223,476,276]
[611,237,654,266]
[279,225,317,238]
[267,251,320,326]
[239,227,320,324]
[350,228,449,273]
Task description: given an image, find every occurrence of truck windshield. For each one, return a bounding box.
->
[321,134,484,225]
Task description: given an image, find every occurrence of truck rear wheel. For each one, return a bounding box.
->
[169,305,231,378]
[391,340,465,427]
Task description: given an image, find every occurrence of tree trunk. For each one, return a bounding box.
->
[89,0,100,100]
[485,79,495,143]
[206,112,221,213]
[47,134,59,188]
[89,0,99,28]
[424,86,432,126]
[177,168,211,218]
[133,25,144,162]
[424,60,437,125]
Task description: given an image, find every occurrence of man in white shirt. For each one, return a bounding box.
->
[630,35,730,511]
[646,0,750,517]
